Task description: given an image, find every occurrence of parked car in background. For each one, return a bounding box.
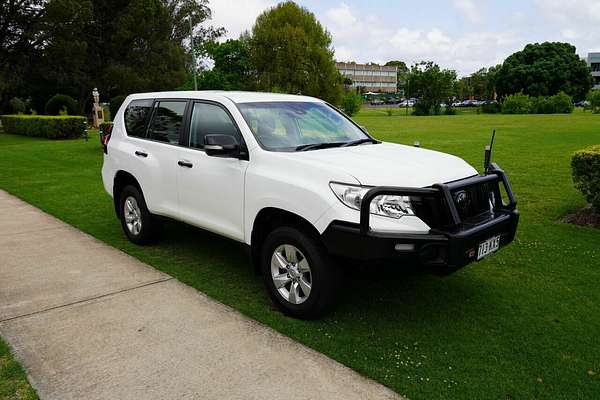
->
[101,91,519,319]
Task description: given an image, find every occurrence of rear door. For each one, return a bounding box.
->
[176,101,249,241]
[137,99,189,217]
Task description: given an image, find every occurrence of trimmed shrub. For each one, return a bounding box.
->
[502,93,533,114]
[9,97,26,114]
[0,115,86,139]
[45,94,79,115]
[109,95,126,119]
[340,92,362,116]
[572,145,600,211]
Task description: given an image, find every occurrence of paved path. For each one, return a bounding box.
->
[0,190,403,400]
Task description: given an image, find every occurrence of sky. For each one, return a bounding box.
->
[207,0,600,77]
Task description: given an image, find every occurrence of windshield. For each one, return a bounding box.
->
[237,101,371,151]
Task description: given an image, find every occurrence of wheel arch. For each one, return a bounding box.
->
[250,207,322,274]
[113,170,143,218]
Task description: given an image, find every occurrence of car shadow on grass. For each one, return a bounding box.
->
[154,218,493,328]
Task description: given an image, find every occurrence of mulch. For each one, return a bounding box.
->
[562,204,600,229]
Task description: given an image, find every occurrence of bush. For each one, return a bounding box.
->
[109,95,126,119]
[502,92,533,114]
[548,91,574,114]
[9,97,26,114]
[587,90,600,113]
[45,94,79,115]
[444,105,456,115]
[340,92,362,116]
[413,101,431,116]
[0,115,86,139]
[481,102,502,114]
[572,145,600,211]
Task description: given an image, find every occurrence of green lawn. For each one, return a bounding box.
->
[1,110,599,399]
[0,338,38,400]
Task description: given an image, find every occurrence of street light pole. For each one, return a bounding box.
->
[189,16,198,91]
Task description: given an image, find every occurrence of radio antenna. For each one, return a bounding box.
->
[484,129,496,173]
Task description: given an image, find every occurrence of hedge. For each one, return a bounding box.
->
[0,115,86,139]
[572,145,600,211]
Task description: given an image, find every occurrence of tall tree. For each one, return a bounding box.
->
[195,38,252,90]
[6,0,223,113]
[408,61,456,115]
[0,0,47,110]
[385,60,409,93]
[495,42,592,100]
[249,1,342,104]
[455,66,499,100]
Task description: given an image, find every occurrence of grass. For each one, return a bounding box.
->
[0,339,38,400]
[1,109,600,399]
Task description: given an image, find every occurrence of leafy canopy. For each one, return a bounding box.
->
[250,1,343,104]
[0,0,223,113]
[495,42,592,100]
[408,61,456,116]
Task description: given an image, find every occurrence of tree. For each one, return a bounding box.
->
[407,61,456,115]
[340,92,362,116]
[385,60,409,93]
[196,38,252,90]
[2,0,223,113]
[495,42,592,101]
[0,0,47,112]
[249,1,343,104]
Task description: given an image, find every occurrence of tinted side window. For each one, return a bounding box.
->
[147,101,187,145]
[189,103,239,149]
[124,99,153,138]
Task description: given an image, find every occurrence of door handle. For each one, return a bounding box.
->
[178,160,193,168]
[135,151,148,158]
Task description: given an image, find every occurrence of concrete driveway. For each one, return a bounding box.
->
[0,190,403,400]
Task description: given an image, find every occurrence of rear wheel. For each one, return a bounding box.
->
[119,185,161,244]
[261,226,340,319]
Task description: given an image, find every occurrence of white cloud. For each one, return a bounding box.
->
[323,3,518,76]
[208,0,275,39]
[452,0,482,24]
[535,0,600,56]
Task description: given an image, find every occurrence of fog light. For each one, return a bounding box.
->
[394,243,415,252]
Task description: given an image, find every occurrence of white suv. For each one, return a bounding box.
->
[101,91,519,318]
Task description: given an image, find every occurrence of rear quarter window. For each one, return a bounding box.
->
[124,99,153,138]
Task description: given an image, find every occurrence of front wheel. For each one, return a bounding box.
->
[261,226,340,319]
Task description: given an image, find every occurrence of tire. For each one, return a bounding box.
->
[119,184,161,245]
[260,226,340,319]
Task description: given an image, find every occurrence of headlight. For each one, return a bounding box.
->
[329,182,414,219]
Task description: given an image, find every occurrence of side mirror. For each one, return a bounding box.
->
[204,134,240,158]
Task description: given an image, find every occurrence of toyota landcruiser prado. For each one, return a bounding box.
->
[101,91,519,319]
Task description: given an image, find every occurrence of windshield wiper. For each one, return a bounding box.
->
[295,142,346,152]
[340,138,380,147]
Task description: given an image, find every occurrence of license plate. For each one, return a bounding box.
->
[477,235,501,260]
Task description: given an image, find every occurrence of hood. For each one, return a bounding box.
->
[288,142,478,187]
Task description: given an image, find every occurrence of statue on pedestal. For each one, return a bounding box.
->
[92,88,104,128]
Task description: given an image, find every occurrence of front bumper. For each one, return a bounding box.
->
[321,163,520,274]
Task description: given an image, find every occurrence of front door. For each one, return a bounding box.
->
[176,101,248,241]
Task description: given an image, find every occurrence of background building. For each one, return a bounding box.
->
[336,62,397,93]
[588,53,600,89]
